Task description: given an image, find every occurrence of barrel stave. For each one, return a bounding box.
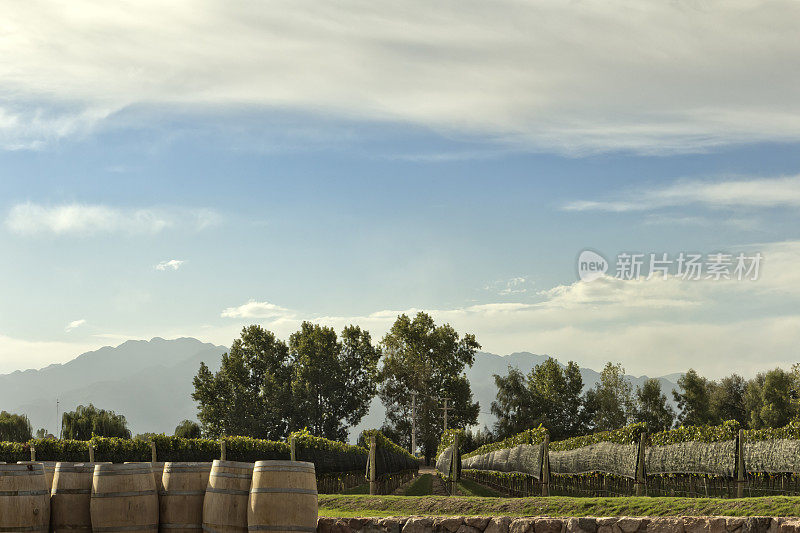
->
[203,460,253,533]
[248,460,318,533]
[0,463,50,533]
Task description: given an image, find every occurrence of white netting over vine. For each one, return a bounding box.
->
[744,439,800,473]
[462,443,543,479]
[646,440,735,476]
[549,441,638,478]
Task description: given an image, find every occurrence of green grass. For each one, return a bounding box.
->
[403,474,434,496]
[318,494,800,518]
[341,482,370,495]
[457,478,501,498]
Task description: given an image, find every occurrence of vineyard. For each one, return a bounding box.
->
[0,429,417,495]
[437,419,800,499]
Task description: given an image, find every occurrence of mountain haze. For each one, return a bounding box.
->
[0,338,680,440]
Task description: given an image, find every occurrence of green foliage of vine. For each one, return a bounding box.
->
[359,429,415,461]
[0,441,28,462]
[462,425,548,459]
[30,438,89,461]
[292,428,367,456]
[222,435,290,462]
[649,420,739,446]
[151,434,221,462]
[550,423,646,452]
[743,417,800,442]
[90,436,151,463]
[437,428,467,457]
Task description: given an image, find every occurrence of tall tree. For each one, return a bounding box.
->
[491,366,539,439]
[0,411,33,442]
[758,368,795,428]
[710,374,747,426]
[592,362,633,431]
[193,323,380,441]
[193,325,292,439]
[378,312,480,463]
[673,369,715,427]
[61,404,130,440]
[174,420,202,438]
[632,378,675,432]
[529,358,585,439]
[289,322,380,441]
[745,373,767,429]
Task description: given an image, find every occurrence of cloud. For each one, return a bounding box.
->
[155,259,185,271]
[564,175,800,212]
[5,203,220,236]
[3,2,800,153]
[65,319,86,332]
[202,241,800,379]
[0,334,99,372]
[220,300,292,319]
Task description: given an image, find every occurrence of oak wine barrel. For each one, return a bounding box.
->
[51,463,109,533]
[159,462,212,533]
[125,462,166,494]
[18,461,59,493]
[90,463,159,533]
[0,463,50,533]
[202,460,253,533]
[247,460,317,533]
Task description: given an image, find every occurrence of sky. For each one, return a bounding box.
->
[2,1,800,379]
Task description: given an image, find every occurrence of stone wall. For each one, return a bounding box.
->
[317,516,800,533]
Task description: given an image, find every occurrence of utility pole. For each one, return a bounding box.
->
[441,397,452,432]
[410,392,417,457]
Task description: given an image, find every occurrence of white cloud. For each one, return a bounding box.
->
[564,175,800,212]
[5,203,220,236]
[155,259,184,271]
[65,319,86,332]
[0,334,99,373]
[2,2,800,153]
[220,300,292,319]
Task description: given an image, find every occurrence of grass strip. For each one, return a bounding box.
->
[403,474,434,496]
[318,494,800,518]
[457,478,501,498]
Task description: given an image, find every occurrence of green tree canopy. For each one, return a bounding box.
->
[710,374,748,427]
[0,411,33,442]
[174,420,202,438]
[289,322,380,441]
[592,362,634,431]
[490,366,539,439]
[193,325,292,439]
[632,378,675,432]
[377,312,480,463]
[673,368,715,427]
[62,404,130,440]
[193,323,380,441]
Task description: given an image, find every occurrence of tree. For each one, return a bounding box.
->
[529,358,585,439]
[491,366,539,439]
[174,420,201,438]
[193,325,293,439]
[0,411,33,442]
[673,369,714,427]
[632,378,674,432]
[288,322,380,441]
[745,373,766,429]
[710,374,747,427]
[35,428,49,439]
[592,362,634,431]
[378,312,480,463]
[62,404,130,440]
[757,368,795,428]
[192,323,380,441]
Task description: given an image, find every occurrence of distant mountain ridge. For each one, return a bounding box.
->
[0,338,680,441]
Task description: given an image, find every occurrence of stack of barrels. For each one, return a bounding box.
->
[0,459,318,533]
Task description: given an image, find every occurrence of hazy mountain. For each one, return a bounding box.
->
[0,337,226,435]
[0,338,680,441]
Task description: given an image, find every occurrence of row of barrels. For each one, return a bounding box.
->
[0,459,318,533]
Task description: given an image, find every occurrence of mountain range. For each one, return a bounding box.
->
[0,337,681,441]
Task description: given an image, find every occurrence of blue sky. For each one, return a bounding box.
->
[2,1,800,378]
